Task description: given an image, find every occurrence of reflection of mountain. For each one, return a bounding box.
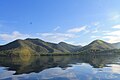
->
[0,54,120,75]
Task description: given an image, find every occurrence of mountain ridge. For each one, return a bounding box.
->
[0,38,82,56]
[0,38,120,56]
[78,39,116,52]
[112,42,120,49]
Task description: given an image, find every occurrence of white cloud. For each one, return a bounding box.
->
[91,24,120,43]
[110,14,120,21]
[53,26,60,31]
[105,30,120,36]
[90,23,119,43]
[112,25,120,29]
[67,26,86,33]
[38,33,77,43]
[0,31,30,42]
[102,36,120,43]
[102,30,120,43]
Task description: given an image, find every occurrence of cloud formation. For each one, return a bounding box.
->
[105,30,120,36]
[67,26,86,33]
[103,30,120,43]
[112,25,120,29]
[110,14,120,21]
[0,31,30,42]
[103,36,120,43]
[38,33,77,43]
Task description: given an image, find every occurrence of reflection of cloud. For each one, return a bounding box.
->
[0,70,15,79]
[110,64,120,74]
[38,68,65,79]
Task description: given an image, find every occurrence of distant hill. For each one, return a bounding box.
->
[79,40,115,52]
[58,42,82,52]
[112,42,120,49]
[0,38,82,56]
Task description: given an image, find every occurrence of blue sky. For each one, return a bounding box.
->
[0,0,120,45]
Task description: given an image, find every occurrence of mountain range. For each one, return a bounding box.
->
[0,38,120,56]
[113,42,120,49]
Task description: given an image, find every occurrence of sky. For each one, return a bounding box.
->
[0,0,120,46]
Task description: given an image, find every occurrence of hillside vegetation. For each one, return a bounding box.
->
[0,38,120,56]
[0,38,81,56]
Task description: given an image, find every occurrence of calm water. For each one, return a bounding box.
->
[0,54,120,80]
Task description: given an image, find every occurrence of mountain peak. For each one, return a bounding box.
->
[59,42,68,45]
[0,38,82,56]
[92,39,104,43]
[79,39,115,52]
[25,38,45,42]
[26,38,40,40]
[89,39,109,45]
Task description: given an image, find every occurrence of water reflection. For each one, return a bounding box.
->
[0,54,120,80]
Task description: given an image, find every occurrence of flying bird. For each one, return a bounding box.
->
[30,22,32,24]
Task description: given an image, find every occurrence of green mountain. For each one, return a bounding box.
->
[0,39,119,56]
[58,42,82,52]
[0,38,82,56]
[79,40,115,52]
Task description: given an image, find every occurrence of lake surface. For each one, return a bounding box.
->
[0,54,120,80]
